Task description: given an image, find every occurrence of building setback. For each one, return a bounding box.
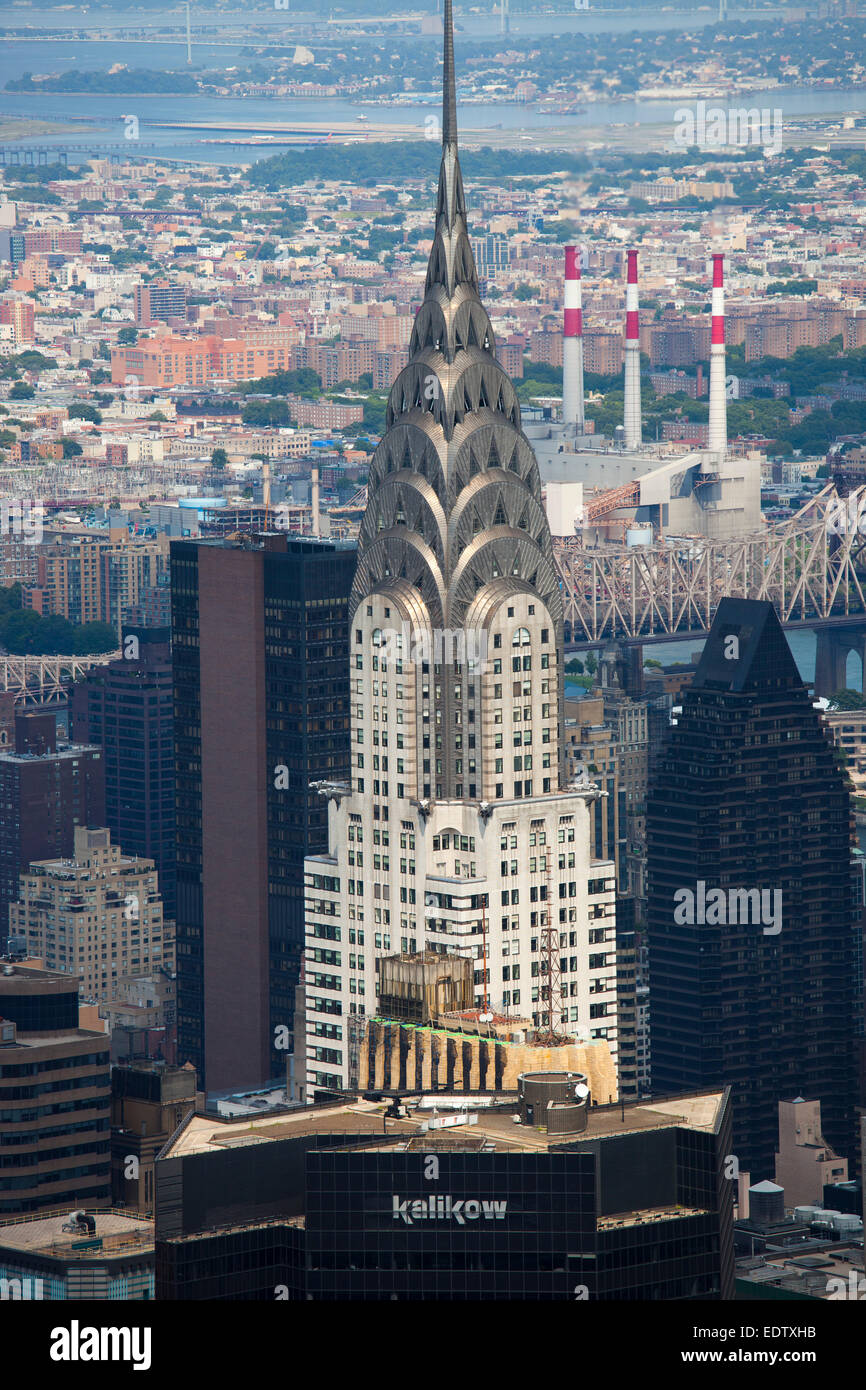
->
[171,534,355,1094]
[647,598,856,1180]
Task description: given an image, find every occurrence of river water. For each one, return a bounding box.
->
[0,8,863,163]
[566,627,863,695]
[0,68,862,163]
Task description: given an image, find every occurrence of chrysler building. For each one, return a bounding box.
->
[302,0,617,1096]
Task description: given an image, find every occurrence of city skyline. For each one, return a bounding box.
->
[0,0,864,1335]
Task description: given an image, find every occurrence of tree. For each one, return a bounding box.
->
[211,448,228,470]
[68,403,102,424]
[829,689,866,711]
[9,382,34,400]
[118,325,138,345]
[62,439,83,458]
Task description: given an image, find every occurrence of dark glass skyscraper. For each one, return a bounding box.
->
[0,704,105,954]
[171,535,355,1094]
[647,598,856,1179]
[71,625,176,919]
[153,1086,734,1301]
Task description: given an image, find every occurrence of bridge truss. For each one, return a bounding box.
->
[555,484,866,645]
[0,652,121,706]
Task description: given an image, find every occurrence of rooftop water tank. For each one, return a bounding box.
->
[749,1180,785,1226]
[517,1071,590,1135]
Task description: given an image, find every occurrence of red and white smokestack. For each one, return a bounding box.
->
[623,248,641,450]
[708,252,727,457]
[563,244,585,432]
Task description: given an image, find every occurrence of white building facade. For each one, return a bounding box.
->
[302,0,617,1098]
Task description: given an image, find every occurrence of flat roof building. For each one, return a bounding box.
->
[0,1207,153,1300]
[0,966,111,1216]
[154,1084,734,1301]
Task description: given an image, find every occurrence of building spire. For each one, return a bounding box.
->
[349,0,564,800]
[442,0,458,147]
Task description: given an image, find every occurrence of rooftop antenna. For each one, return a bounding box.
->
[442,0,458,149]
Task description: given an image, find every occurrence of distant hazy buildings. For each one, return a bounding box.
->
[135,280,187,327]
[0,295,35,346]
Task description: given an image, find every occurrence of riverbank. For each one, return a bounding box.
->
[0,117,96,140]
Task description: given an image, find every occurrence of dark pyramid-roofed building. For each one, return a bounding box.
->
[647,598,856,1179]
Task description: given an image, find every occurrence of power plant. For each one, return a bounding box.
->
[527,245,764,544]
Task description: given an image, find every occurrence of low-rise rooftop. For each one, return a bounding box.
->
[161,1089,726,1159]
[0,1208,153,1259]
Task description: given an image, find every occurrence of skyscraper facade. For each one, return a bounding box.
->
[9,826,172,1005]
[0,966,111,1216]
[0,704,105,954]
[647,599,856,1179]
[71,625,176,919]
[302,3,617,1098]
[171,534,355,1094]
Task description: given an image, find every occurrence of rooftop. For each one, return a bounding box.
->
[0,1028,109,1049]
[162,1089,727,1159]
[0,1208,153,1259]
